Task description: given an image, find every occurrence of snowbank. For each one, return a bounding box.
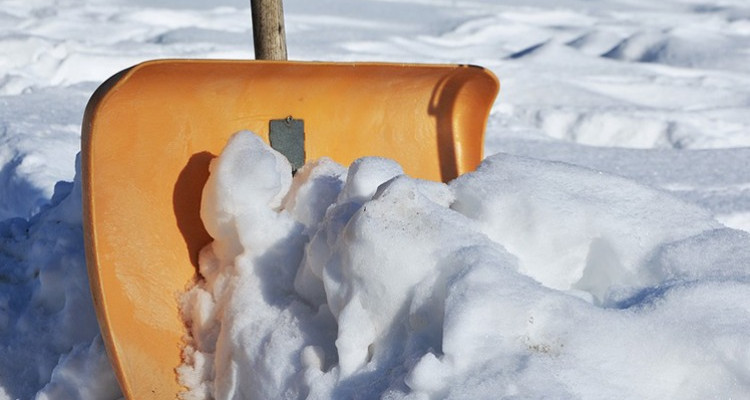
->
[0,156,120,400]
[179,132,750,399]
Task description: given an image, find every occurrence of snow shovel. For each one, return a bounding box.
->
[81,4,499,400]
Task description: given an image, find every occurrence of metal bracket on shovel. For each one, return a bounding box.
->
[269,116,305,173]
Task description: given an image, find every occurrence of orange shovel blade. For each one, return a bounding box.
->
[82,60,498,399]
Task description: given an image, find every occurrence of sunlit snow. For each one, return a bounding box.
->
[1,0,750,399]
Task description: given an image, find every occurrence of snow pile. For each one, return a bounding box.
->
[179,132,750,399]
[0,156,120,400]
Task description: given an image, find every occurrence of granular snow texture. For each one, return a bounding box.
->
[179,132,750,399]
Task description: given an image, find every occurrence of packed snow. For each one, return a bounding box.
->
[1,0,750,399]
[178,132,750,399]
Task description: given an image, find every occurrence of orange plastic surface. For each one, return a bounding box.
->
[81,59,499,399]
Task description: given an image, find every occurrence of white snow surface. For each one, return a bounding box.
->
[179,133,750,399]
[1,0,750,399]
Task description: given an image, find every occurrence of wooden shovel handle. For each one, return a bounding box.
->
[251,0,288,60]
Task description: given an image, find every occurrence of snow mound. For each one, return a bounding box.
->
[179,132,750,399]
[602,29,748,70]
[0,155,120,400]
[451,153,722,303]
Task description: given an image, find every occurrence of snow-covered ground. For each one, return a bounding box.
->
[1,0,749,399]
